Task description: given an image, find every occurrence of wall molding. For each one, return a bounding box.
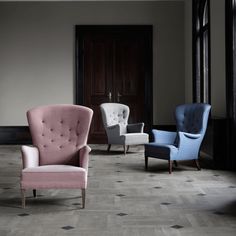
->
[152,125,176,131]
[0,126,32,145]
[0,125,176,145]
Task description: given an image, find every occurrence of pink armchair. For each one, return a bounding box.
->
[20,104,93,208]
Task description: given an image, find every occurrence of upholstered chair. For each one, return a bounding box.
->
[100,103,149,154]
[20,104,93,208]
[145,103,211,173]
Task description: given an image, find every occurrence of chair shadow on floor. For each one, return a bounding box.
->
[124,157,216,174]
[127,163,196,174]
[215,200,236,217]
[91,147,216,173]
[91,148,127,156]
[0,195,83,211]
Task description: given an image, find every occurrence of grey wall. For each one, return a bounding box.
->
[184,0,226,117]
[0,1,185,125]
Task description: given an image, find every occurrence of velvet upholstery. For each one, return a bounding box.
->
[145,103,211,173]
[20,104,93,208]
[27,105,92,166]
[21,165,87,189]
[100,103,148,153]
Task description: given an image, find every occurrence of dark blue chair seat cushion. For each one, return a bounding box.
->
[145,142,178,160]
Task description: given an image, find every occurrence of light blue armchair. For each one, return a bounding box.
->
[144,103,211,173]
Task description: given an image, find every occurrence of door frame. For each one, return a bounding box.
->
[75,25,153,132]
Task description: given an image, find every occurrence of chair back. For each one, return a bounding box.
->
[100,103,129,127]
[175,103,211,137]
[27,104,93,165]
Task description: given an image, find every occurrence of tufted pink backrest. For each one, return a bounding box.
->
[27,104,93,166]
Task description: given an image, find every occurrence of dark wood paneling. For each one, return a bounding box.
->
[83,34,113,143]
[210,118,229,169]
[115,36,145,125]
[225,0,236,171]
[0,126,32,145]
[152,125,176,132]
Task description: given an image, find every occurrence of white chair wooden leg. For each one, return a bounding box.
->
[123,145,126,155]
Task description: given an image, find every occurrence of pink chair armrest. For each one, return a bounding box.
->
[79,145,91,170]
[21,145,39,169]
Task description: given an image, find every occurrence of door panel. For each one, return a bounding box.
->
[91,42,107,95]
[84,35,113,143]
[115,37,145,125]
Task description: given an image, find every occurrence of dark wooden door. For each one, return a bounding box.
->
[114,36,146,124]
[76,26,152,143]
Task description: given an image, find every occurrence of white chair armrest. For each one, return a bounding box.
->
[127,123,144,133]
[106,123,127,136]
[21,145,39,169]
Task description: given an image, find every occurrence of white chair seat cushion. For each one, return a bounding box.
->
[120,133,149,145]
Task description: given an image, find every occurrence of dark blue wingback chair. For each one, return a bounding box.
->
[144,103,211,174]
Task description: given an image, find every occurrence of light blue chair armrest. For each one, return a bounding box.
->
[176,131,202,160]
[182,132,201,139]
[127,123,144,133]
[152,129,177,144]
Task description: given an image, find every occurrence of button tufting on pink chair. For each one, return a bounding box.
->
[20,104,93,208]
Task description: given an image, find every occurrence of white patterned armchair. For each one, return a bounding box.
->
[100,103,149,154]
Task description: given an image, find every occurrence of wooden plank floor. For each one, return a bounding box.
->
[0,144,236,236]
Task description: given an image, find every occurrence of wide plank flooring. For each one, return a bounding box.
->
[0,145,236,236]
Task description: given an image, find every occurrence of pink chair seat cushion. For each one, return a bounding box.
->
[21,165,87,189]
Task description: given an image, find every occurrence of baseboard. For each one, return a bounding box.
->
[0,124,176,145]
[152,125,176,131]
[0,126,32,145]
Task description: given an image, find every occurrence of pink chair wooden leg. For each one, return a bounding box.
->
[82,189,86,209]
[33,189,36,198]
[21,189,26,208]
